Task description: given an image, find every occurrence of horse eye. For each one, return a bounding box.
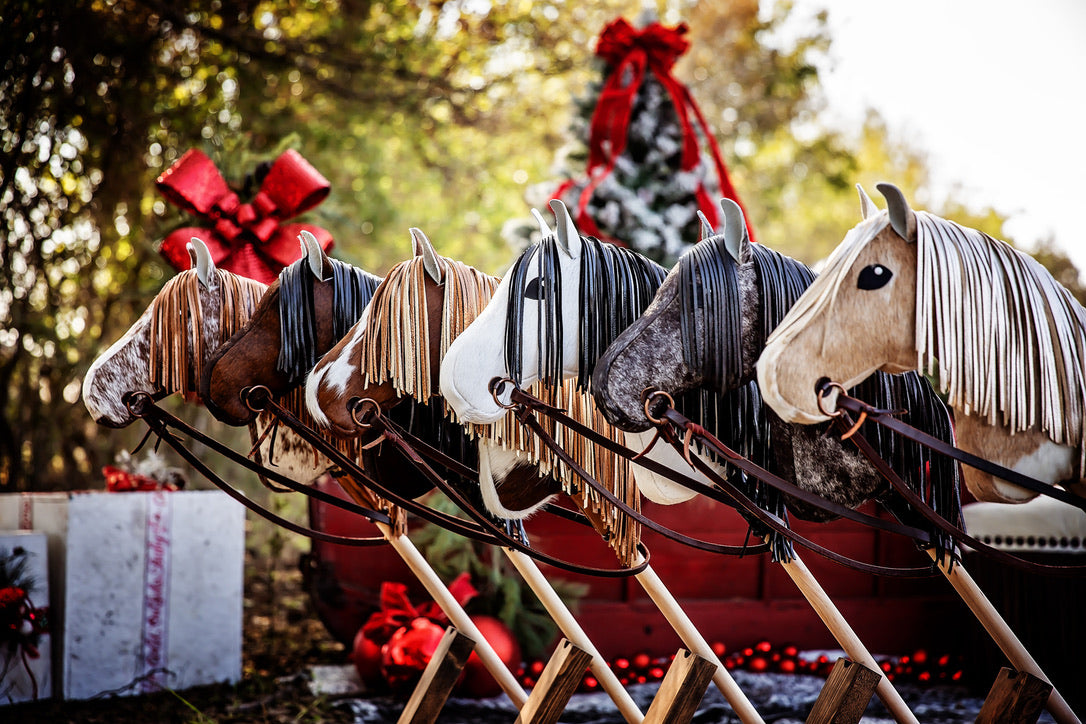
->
[523,277,545,300]
[857,264,893,290]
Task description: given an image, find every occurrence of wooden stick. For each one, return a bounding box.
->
[976,668,1052,724]
[643,649,718,724]
[378,523,529,709]
[633,559,765,724]
[780,553,918,724]
[397,626,476,724]
[805,658,882,724]
[514,639,594,724]
[930,550,1079,724]
[504,548,645,724]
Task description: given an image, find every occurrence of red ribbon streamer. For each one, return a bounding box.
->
[556,17,755,245]
[156,149,334,283]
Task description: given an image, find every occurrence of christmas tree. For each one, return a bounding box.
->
[509,16,753,267]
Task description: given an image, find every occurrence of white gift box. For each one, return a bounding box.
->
[0,530,52,704]
[0,491,244,700]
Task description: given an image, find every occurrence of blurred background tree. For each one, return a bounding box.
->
[2,0,1080,493]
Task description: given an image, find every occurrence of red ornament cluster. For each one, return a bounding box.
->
[0,585,49,659]
[515,641,968,693]
[878,649,965,685]
[349,575,521,698]
[102,465,181,493]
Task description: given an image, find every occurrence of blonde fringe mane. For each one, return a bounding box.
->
[360,255,642,563]
[147,268,266,394]
[914,212,1086,464]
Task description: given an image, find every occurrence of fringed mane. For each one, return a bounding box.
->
[148,268,266,394]
[362,255,499,402]
[504,235,668,389]
[363,252,643,563]
[676,238,961,558]
[277,258,381,386]
[915,212,1086,464]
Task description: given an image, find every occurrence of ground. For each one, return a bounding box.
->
[9,549,357,723]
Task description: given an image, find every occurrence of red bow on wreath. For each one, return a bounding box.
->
[156,149,334,284]
[557,17,755,244]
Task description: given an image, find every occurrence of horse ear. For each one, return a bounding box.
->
[697,210,715,242]
[187,237,214,287]
[531,208,552,239]
[300,230,333,281]
[549,199,582,259]
[857,184,879,220]
[718,198,750,264]
[876,183,918,242]
[411,227,445,283]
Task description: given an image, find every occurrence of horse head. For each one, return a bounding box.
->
[593,199,770,431]
[757,183,919,426]
[759,183,1086,504]
[83,238,266,427]
[201,231,380,427]
[306,228,463,437]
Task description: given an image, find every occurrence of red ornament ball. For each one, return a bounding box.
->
[632,652,652,671]
[755,640,772,654]
[711,641,727,658]
[748,656,769,673]
[782,644,799,658]
[457,615,521,699]
[777,659,797,674]
[350,628,386,687]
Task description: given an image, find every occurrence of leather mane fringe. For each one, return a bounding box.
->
[361,254,644,564]
[147,268,266,394]
[914,212,1086,469]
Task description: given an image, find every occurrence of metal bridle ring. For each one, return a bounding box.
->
[816,381,847,418]
[643,389,675,426]
[242,385,272,413]
[123,391,154,418]
[349,397,381,429]
[488,376,520,410]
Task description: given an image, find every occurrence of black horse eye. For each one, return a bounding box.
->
[523,277,545,300]
[857,264,893,290]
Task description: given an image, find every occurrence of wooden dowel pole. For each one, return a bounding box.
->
[633,559,765,724]
[377,523,529,709]
[780,552,918,724]
[504,548,645,724]
[930,550,1079,724]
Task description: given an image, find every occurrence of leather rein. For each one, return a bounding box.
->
[496,381,941,578]
[498,378,1086,577]
[217,385,655,578]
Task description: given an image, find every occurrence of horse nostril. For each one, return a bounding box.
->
[814,376,831,394]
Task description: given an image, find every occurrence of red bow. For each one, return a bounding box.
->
[360,573,477,643]
[156,149,334,283]
[556,17,755,244]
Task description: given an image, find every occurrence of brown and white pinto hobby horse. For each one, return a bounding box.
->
[758,183,1086,506]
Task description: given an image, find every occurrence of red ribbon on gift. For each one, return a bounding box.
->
[156,149,334,283]
[555,17,755,245]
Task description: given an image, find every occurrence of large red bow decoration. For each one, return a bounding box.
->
[156,149,334,283]
[556,17,755,244]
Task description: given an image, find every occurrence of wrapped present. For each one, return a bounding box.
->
[0,491,244,699]
[0,531,51,704]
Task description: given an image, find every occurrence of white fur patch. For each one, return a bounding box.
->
[477,440,554,519]
[1000,440,1077,501]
